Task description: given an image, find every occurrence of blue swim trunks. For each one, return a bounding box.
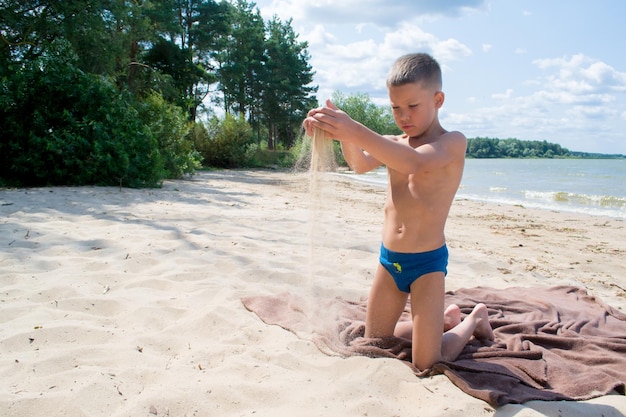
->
[379,243,448,293]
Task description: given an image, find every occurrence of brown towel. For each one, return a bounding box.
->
[242,286,626,406]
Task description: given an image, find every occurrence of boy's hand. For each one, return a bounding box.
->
[304,99,358,142]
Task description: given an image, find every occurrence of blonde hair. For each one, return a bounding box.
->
[386,53,442,90]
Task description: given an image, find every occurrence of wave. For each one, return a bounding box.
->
[454,191,625,218]
[524,190,626,209]
[489,187,508,193]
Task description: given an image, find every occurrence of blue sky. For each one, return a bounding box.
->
[254,0,626,154]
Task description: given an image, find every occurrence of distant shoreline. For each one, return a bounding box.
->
[465,155,626,159]
[465,137,625,159]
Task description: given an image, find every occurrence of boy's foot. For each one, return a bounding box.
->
[471,303,495,341]
[443,304,461,331]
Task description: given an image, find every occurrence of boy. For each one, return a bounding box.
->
[304,53,493,371]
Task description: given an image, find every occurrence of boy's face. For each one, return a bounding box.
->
[388,82,444,138]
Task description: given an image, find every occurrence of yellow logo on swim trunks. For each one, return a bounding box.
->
[393,262,402,273]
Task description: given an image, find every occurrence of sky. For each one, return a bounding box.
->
[252,0,626,154]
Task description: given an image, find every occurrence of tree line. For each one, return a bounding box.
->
[1,0,316,187]
[466,137,625,159]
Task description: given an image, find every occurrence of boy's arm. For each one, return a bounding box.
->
[340,141,383,174]
[308,100,465,174]
[353,127,466,174]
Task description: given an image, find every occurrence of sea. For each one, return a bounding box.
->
[341,159,626,219]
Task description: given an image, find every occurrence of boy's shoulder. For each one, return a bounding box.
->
[439,130,467,149]
[441,130,466,141]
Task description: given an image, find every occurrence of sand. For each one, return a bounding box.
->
[1,169,624,417]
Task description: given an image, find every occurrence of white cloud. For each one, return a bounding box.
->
[432,37,473,62]
[257,0,488,27]
[533,54,626,100]
[445,52,626,149]
[304,20,472,102]
[534,90,614,106]
[492,89,514,100]
[475,59,620,154]
[482,43,492,53]
[565,105,616,120]
[581,61,626,91]
[355,23,367,34]
[257,0,306,22]
[305,24,337,46]
[255,0,477,104]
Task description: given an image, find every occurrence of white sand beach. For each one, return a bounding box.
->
[1,169,624,417]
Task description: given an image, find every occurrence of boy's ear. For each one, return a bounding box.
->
[434,91,445,108]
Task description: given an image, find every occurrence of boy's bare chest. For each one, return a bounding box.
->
[387,169,454,210]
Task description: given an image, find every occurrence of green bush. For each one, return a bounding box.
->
[196,114,255,168]
[331,91,401,135]
[137,93,202,178]
[248,146,295,168]
[0,41,165,187]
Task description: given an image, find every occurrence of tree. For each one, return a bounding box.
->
[1,0,324,178]
[331,91,400,135]
[0,0,118,74]
[0,1,202,186]
[0,0,65,66]
[465,137,572,158]
[0,41,165,187]
[144,0,233,120]
[261,16,317,149]
[215,0,266,120]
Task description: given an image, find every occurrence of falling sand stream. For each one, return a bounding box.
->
[293,127,337,334]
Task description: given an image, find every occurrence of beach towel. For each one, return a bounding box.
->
[241,286,626,406]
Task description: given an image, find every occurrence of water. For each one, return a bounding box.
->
[343,159,626,219]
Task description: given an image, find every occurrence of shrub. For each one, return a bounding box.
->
[0,41,165,187]
[248,146,295,168]
[196,114,254,168]
[137,93,202,178]
[331,91,401,135]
